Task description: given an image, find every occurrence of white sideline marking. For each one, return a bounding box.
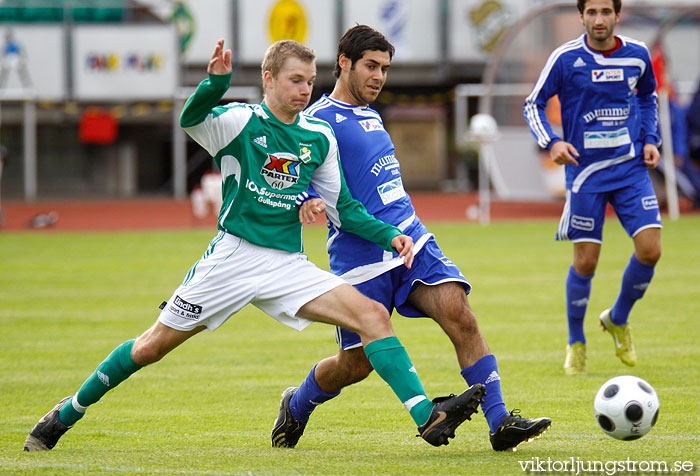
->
[1,462,236,475]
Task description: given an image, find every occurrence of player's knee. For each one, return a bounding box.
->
[574,258,597,276]
[357,299,392,333]
[369,302,392,334]
[637,245,661,266]
[131,339,167,366]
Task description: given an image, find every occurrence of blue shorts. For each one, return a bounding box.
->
[335,237,471,350]
[556,175,662,243]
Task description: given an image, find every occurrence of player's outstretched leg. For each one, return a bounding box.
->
[417,384,485,447]
[23,396,73,451]
[489,409,552,452]
[23,323,194,452]
[271,387,307,448]
[409,282,552,448]
[23,338,143,451]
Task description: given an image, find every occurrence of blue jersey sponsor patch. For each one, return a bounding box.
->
[592,69,624,82]
[377,177,406,205]
[359,118,383,132]
[583,128,631,149]
[439,256,457,267]
[571,215,595,231]
[641,195,658,210]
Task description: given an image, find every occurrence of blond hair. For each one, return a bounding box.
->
[261,40,315,91]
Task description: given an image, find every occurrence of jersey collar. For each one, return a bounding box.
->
[260,100,301,126]
[582,33,624,58]
[324,93,369,110]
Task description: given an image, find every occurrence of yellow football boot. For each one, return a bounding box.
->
[599,308,637,366]
[564,342,587,375]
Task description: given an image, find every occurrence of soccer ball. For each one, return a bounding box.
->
[469,113,499,142]
[594,375,660,440]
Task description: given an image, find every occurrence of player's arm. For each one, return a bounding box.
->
[636,46,661,168]
[310,137,413,268]
[180,39,232,128]
[180,39,251,158]
[523,52,578,165]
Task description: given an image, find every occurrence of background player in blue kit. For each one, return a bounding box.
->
[271,25,551,452]
[524,0,662,375]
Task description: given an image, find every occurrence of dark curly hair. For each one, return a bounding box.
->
[577,0,621,14]
[333,25,394,78]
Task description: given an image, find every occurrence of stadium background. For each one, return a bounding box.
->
[1,3,699,474]
[1,0,698,230]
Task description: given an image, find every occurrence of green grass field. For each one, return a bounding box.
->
[1,217,699,475]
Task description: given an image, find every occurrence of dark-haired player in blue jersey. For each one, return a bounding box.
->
[271,24,551,452]
[524,0,662,375]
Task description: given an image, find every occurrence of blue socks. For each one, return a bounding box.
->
[566,265,593,345]
[292,352,514,433]
[289,364,340,424]
[461,354,509,433]
[611,254,655,325]
[564,254,654,336]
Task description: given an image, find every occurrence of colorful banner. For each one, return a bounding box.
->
[448,0,528,62]
[0,25,66,100]
[342,0,440,63]
[72,25,178,101]
[238,0,336,64]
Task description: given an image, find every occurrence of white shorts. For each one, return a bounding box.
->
[158,231,346,332]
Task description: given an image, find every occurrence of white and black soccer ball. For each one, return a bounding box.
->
[594,375,660,441]
[469,113,499,142]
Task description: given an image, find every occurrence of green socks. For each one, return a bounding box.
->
[57,337,432,429]
[364,336,433,426]
[58,339,143,426]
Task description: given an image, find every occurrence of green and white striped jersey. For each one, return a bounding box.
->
[180,73,402,253]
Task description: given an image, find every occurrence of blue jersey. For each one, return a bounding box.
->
[305,94,432,278]
[524,34,660,193]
